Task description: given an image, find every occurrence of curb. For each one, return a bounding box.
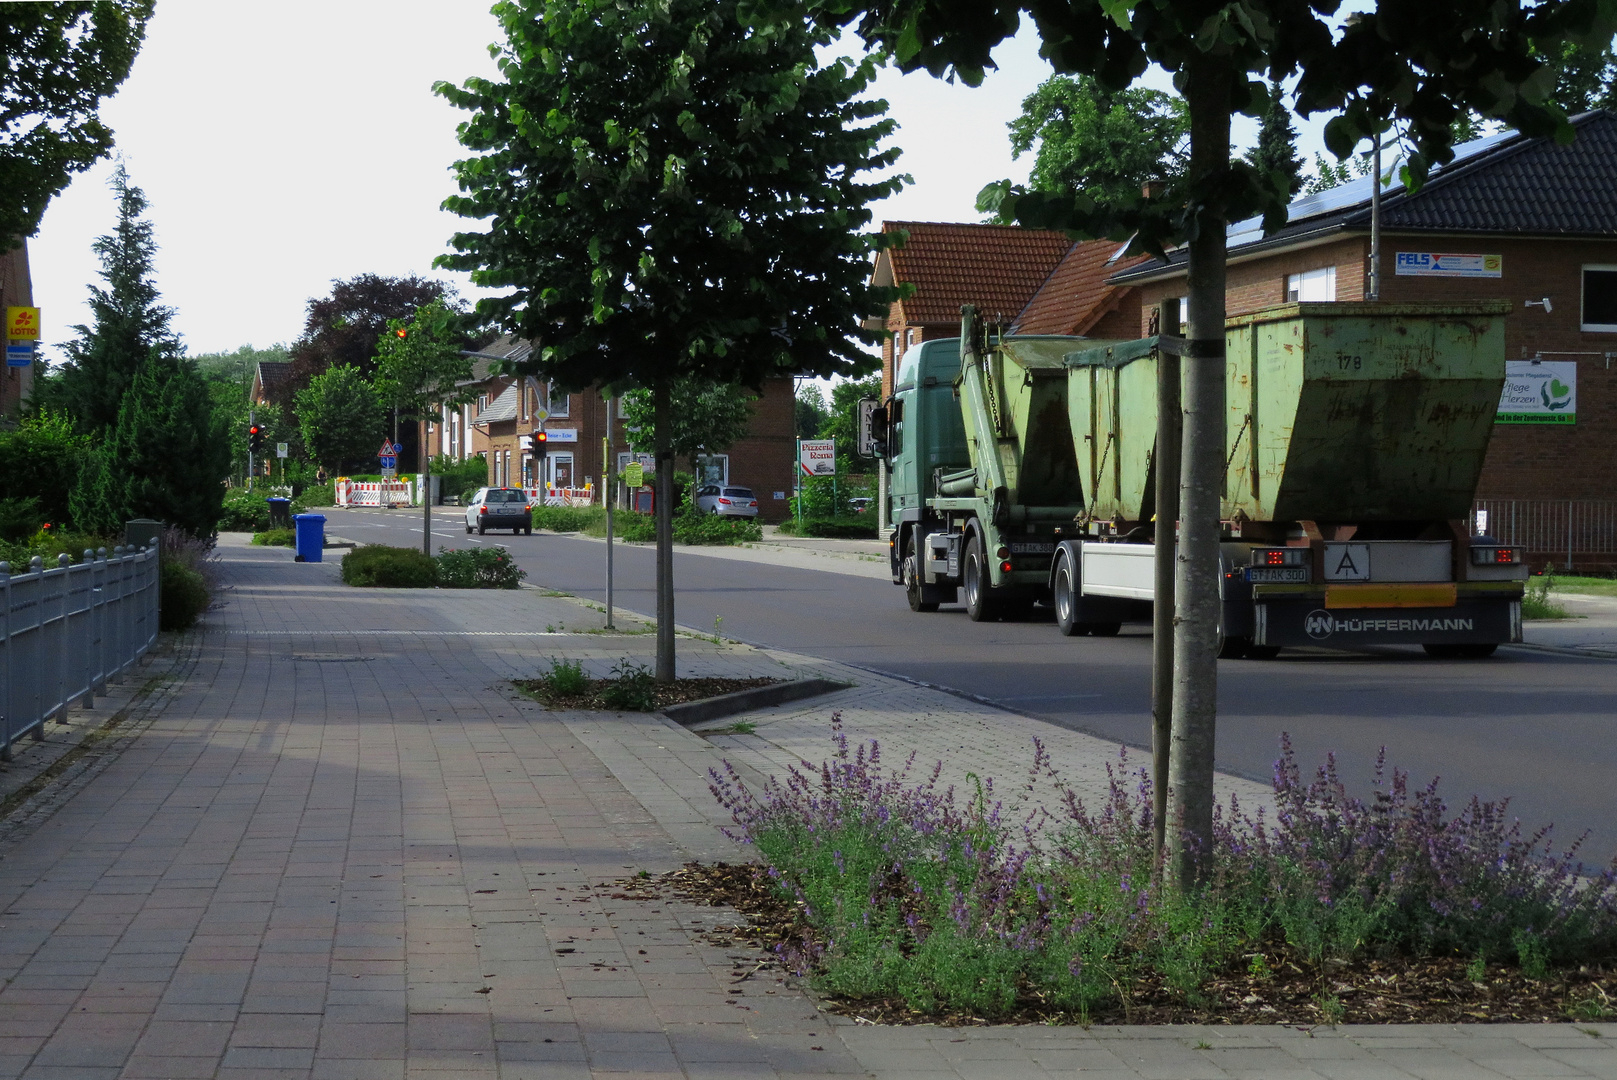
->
[1505,641,1617,660]
[662,677,852,726]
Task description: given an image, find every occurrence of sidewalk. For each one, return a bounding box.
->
[0,535,1607,1079]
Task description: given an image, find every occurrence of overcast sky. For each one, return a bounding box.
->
[29,0,1305,362]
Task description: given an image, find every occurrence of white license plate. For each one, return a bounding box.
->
[1247,567,1308,583]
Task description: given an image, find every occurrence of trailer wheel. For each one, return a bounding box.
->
[1246,644,1282,660]
[963,533,998,622]
[1054,553,1083,636]
[1217,634,1248,659]
[903,536,938,613]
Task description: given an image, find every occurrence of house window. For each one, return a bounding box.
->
[1582,265,1617,331]
[1286,267,1336,302]
[547,383,570,418]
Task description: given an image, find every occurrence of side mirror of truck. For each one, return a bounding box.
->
[869,406,889,456]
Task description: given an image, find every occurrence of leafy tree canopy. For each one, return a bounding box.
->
[286,274,459,396]
[434,0,905,393]
[1007,76,1187,208]
[294,363,384,475]
[819,374,882,468]
[621,376,756,466]
[0,1,152,247]
[373,299,477,425]
[37,164,180,433]
[795,380,830,439]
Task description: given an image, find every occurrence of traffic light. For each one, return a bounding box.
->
[395,328,407,339]
[248,424,264,453]
[531,429,548,461]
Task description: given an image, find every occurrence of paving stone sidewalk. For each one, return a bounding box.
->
[0,534,1608,1080]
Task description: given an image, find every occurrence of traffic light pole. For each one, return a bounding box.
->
[603,398,616,631]
[247,409,255,492]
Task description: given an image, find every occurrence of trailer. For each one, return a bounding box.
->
[881,301,1526,658]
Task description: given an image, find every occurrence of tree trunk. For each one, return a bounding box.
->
[422,449,432,557]
[1167,56,1231,891]
[1151,300,1181,861]
[654,379,676,682]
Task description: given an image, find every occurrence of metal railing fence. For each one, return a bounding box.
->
[0,544,160,760]
[1472,499,1617,569]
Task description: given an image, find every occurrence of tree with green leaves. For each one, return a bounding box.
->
[768,0,1616,887]
[295,364,383,476]
[1008,75,1187,207]
[71,354,228,538]
[1246,82,1304,200]
[193,344,289,481]
[0,1,152,247]
[36,165,180,434]
[795,381,830,439]
[819,374,883,470]
[0,411,89,530]
[620,377,757,479]
[373,299,477,554]
[436,0,903,681]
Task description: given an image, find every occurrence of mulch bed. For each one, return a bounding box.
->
[513,676,781,712]
[638,861,1617,1027]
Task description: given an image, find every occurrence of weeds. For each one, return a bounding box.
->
[707,717,1617,1020]
[725,721,758,735]
[540,658,589,697]
[1524,565,1569,620]
[600,658,657,712]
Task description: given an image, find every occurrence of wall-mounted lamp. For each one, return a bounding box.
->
[1525,297,1554,313]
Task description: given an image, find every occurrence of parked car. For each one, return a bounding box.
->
[848,497,872,514]
[464,487,532,535]
[694,485,759,518]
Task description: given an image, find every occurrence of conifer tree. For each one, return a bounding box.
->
[1247,82,1304,201]
[41,165,181,434]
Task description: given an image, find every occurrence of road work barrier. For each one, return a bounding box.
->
[0,545,160,760]
[335,480,413,507]
[520,484,595,507]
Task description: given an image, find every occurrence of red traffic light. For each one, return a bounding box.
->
[396,328,408,339]
[534,430,548,443]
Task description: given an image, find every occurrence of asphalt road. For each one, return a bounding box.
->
[322,506,1617,860]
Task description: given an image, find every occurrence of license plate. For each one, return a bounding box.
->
[1009,542,1053,555]
[1247,567,1308,583]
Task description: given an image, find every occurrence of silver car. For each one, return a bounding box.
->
[464,487,533,535]
[694,485,759,518]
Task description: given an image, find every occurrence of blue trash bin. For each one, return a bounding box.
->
[293,513,326,563]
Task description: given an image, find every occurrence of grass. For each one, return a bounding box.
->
[1550,574,1617,596]
[1523,567,1571,620]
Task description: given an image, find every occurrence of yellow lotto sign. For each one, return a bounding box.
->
[7,307,40,340]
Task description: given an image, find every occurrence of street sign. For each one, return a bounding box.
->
[379,455,397,469]
[798,438,835,476]
[5,343,32,367]
[856,398,879,457]
[276,443,288,458]
[6,307,40,340]
[392,442,402,454]
[380,467,396,479]
[624,462,643,488]
[378,439,394,458]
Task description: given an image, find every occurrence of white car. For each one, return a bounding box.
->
[694,485,759,517]
[464,487,533,535]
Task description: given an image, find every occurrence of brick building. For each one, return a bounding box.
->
[426,335,798,520]
[1,240,35,427]
[1110,110,1617,564]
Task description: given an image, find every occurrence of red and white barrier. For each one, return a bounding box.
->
[335,480,413,507]
[544,483,594,507]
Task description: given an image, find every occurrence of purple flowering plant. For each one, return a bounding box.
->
[708,715,1617,1018]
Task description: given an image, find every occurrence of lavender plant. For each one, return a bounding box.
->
[708,715,1617,1018]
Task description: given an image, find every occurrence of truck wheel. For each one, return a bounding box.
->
[963,533,998,622]
[1088,622,1122,637]
[903,536,938,613]
[1054,553,1084,636]
[1217,634,1249,659]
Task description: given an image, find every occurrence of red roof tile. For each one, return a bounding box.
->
[1012,239,1151,335]
[879,221,1074,328]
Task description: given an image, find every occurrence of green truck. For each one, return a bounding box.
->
[880,301,1527,658]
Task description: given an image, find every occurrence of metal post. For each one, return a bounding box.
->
[247,408,255,492]
[1151,302,1182,859]
[1,561,10,761]
[1367,134,1382,302]
[795,439,802,526]
[1568,498,1574,572]
[604,397,616,630]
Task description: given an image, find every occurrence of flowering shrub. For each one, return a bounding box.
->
[709,716,1617,1018]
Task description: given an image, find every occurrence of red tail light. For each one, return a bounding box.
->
[1000,560,1013,573]
[479,506,488,515]
[718,498,731,504]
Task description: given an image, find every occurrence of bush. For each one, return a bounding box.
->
[435,545,526,588]
[252,528,296,547]
[161,525,221,595]
[0,526,119,570]
[290,482,336,512]
[600,658,657,711]
[675,511,762,545]
[533,504,605,532]
[0,496,43,542]
[539,657,589,696]
[159,561,210,631]
[778,515,878,539]
[587,511,657,542]
[433,454,489,500]
[219,488,271,532]
[710,720,1617,1020]
[341,544,438,588]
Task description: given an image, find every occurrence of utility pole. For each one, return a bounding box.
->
[422,411,433,556]
[1151,301,1181,859]
[1367,133,1383,302]
[247,408,255,492]
[604,395,616,630]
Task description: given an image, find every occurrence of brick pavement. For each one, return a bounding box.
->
[0,534,1609,1079]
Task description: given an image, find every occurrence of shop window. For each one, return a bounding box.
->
[1286,266,1336,302]
[1582,265,1617,331]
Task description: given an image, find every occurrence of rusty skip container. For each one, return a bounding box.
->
[1066,301,1510,526]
